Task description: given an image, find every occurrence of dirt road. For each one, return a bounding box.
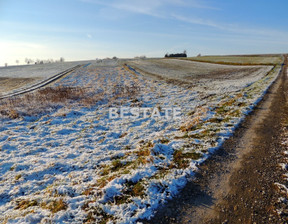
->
[144,56,288,223]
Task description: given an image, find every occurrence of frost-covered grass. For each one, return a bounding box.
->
[0,59,282,223]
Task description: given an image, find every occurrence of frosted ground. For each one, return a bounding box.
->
[0,58,282,223]
[0,61,85,97]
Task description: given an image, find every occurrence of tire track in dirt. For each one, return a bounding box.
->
[207,56,288,223]
[143,56,287,224]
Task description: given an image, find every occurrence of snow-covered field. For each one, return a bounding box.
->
[182,55,283,65]
[127,59,273,94]
[0,59,282,223]
[0,61,85,96]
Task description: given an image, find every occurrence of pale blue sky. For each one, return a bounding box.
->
[1,0,288,65]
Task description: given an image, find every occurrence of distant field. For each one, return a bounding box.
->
[0,77,39,94]
[181,55,283,65]
[0,61,84,96]
[126,58,273,95]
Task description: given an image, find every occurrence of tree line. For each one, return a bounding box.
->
[4,57,65,67]
[165,50,187,58]
[24,57,65,65]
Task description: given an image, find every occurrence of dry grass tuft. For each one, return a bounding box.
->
[170,150,202,169]
[170,150,190,169]
[132,182,145,197]
[112,82,140,99]
[136,148,151,157]
[180,106,208,132]
[41,198,67,214]
[7,109,20,119]
[36,86,85,102]
[82,205,114,224]
[15,199,38,210]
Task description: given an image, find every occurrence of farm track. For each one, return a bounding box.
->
[0,64,83,100]
[144,57,287,223]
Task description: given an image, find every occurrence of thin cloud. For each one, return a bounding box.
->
[81,0,286,40]
[172,14,288,40]
[81,0,163,17]
[172,14,224,29]
[80,0,218,17]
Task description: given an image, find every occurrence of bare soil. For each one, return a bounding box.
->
[143,58,288,224]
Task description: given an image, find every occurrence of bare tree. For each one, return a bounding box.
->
[4,63,8,67]
[16,60,19,65]
[60,57,65,62]
[25,58,34,65]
